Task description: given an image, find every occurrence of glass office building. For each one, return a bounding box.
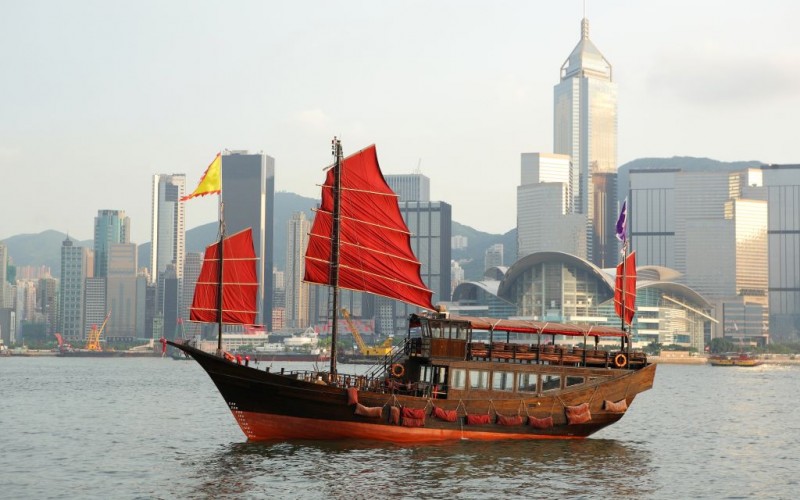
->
[221,151,275,330]
[554,17,618,265]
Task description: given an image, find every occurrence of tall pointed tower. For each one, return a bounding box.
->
[554,17,618,266]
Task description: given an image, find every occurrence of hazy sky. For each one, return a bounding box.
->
[2,1,799,244]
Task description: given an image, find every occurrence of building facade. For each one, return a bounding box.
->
[58,238,91,341]
[285,212,311,329]
[628,166,769,343]
[150,174,186,314]
[220,150,275,329]
[182,252,203,338]
[762,164,800,341]
[517,152,586,259]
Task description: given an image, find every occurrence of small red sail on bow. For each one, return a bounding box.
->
[303,144,434,311]
[189,228,259,325]
[614,251,637,326]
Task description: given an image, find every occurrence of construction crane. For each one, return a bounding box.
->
[86,309,111,351]
[340,308,394,357]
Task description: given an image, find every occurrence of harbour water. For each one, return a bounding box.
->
[1,357,798,499]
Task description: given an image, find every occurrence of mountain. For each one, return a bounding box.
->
[0,193,330,276]
[2,194,508,282]
[138,191,319,271]
[1,230,91,275]
[2,156,762,280]
[451,223,516,282]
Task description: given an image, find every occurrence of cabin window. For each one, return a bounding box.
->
[566,376,584,387]
[541,374,561,392]
[421,365,432,383]
[430,322,444,339]
[492,371,514,391]
[469,370,490,389]
[451,368,466,390]
[517,373,537,393]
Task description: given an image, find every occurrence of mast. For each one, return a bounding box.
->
[217,202,226,356]
[329,137,343,377]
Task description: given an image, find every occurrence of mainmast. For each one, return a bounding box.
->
[329,138,343,376]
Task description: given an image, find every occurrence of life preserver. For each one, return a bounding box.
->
[390,363,405,378]
[614,353,627,368]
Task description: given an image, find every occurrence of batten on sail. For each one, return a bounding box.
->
[190,228,259,325]
[303,144,434,312]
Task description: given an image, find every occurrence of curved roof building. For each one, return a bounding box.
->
[447,252,713,351]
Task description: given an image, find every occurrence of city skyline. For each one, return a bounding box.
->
[3,1,798,244]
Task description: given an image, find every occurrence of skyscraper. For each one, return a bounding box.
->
[182,252,203,337]
[105,243,139,340]
[221,150,275,329]
[385,173,430,203]
[517,153,586,258]
[286,212,311,329]
[554,17,618,265]
[0,243,7,308]
[629,166,769,343]
[150,174,186,286]
[58,238,91,341]
[93,209,130,278]
[762,164,800,342]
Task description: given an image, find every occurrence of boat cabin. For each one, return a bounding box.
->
[397,311,646,401]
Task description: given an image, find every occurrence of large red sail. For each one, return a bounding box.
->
[189,228,259,325]
[614,251,637,326]
[304,145,434,311]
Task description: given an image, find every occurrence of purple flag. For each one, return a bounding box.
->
[615,199,627,242]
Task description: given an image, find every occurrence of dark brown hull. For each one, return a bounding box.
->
[170,341,656,443]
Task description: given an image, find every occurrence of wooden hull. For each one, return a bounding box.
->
[170,341,656,443]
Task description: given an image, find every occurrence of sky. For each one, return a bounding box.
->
[2,0,799,244]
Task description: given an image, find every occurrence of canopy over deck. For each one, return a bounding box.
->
[428,314,629,338]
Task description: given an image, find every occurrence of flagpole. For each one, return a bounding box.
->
[217,201,225,356]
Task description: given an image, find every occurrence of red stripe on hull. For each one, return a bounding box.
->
[231,410,585,443]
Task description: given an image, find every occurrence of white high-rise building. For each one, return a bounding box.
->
[286,212,311,329]
[0,243,8,308]
[554,17,618,265]
[517,153,586,258]
[150,174,186,286]
[385,173,430,202]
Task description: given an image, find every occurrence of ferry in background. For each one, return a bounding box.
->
[708,352,763,367]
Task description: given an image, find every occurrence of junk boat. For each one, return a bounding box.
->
[170,140,655,442]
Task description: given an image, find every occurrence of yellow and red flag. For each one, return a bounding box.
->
[181,153,222,201]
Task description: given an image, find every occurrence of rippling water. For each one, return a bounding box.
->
[1,357,798,499]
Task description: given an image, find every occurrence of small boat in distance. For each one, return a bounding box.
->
[708,352,763,367]
[170,139,655,443]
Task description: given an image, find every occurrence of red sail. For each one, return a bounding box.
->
[614,251,637,325]
[189,228,259,325]
[304,144,434,311]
